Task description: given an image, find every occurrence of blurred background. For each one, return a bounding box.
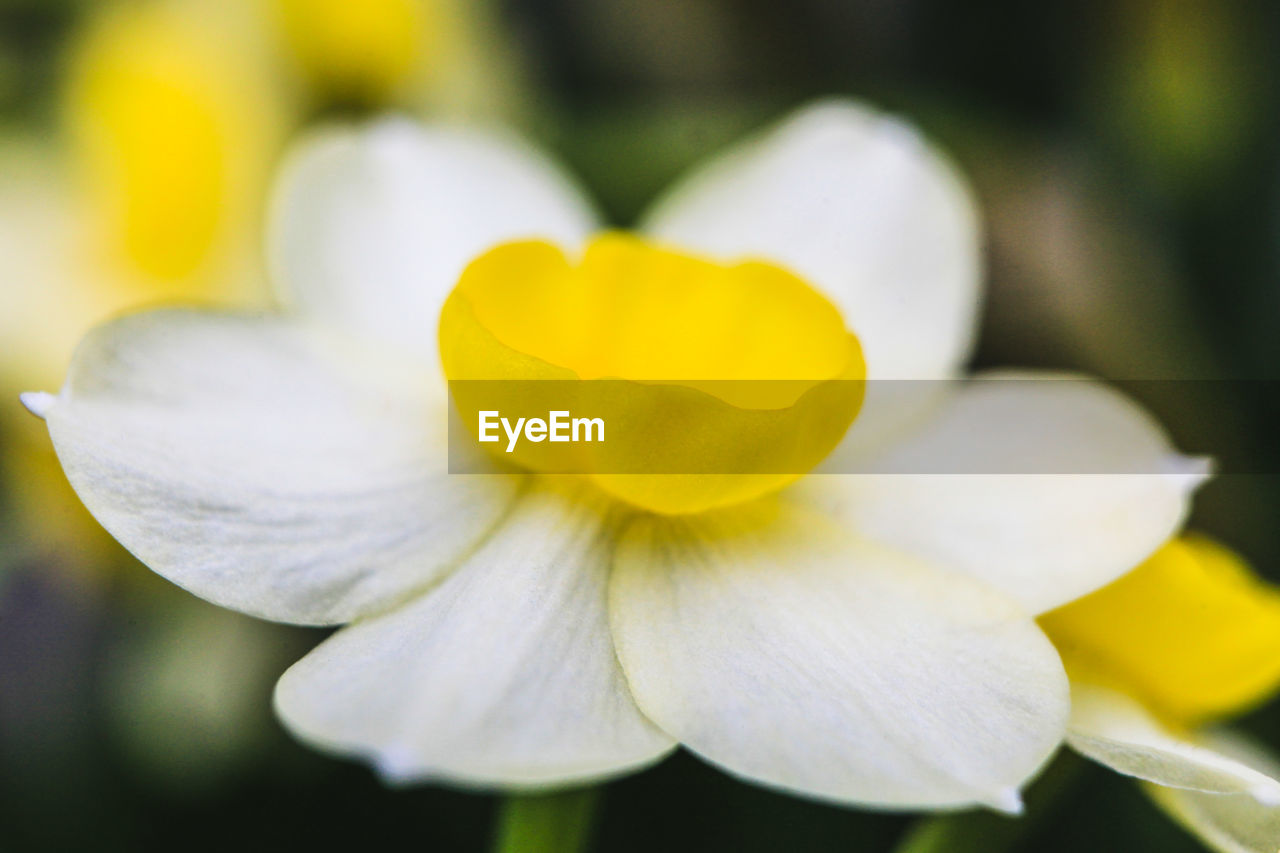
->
[2,0,1279,850]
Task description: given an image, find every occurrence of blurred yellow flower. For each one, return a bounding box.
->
[65,1,280,284]
[275,0,435,104]
[1,0,524,567]
[271,0,526,115]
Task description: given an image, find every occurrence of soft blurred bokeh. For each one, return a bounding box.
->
[2,0,1279,850]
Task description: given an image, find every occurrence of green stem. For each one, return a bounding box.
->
[491,788,601,853]
[892,753,1087,853]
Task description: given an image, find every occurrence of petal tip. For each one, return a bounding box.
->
[984,787,1025,816]
[19,391,56,420]
[374,746,421,784]
[1250,783,1280,807]
[1166,455,1213,491]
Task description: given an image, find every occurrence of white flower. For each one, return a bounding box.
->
[22,100,1204,811]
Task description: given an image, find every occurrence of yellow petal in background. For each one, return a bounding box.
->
[273,0,433,105]
[269,0,527,120]
[1041,535,1280,726]
[64,0,282,285]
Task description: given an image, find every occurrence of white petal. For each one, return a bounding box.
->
[268,118,599,369]
[1146,733,1280,853]
[643,98,981,380]
[609,500,1068,810]
[275,481,675,788]
[796,372,1205,614]
[42,309,520,625]
[1068,683,1280,802]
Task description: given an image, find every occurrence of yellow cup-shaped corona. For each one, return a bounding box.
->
[439,234,866,514]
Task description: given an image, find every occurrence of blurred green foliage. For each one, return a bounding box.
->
[0,0,78,121]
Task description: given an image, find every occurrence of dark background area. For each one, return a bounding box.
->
[2,0,1279,850]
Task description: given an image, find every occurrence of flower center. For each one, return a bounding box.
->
[439,233,865,514]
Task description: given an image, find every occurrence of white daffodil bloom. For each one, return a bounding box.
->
[22,101,1206,811]
[1041,535,1280,852]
